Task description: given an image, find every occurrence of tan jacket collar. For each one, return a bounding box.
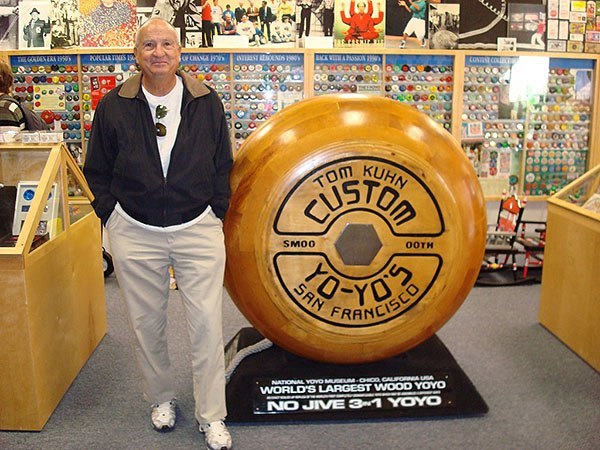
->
[118,70,210,99]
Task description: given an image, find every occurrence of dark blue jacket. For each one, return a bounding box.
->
[84,71,232,227]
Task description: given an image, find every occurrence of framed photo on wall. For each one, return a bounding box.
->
[19,1,51,49]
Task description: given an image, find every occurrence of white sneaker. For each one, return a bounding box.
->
[399,40,406,48]
[200,420,232,450]
[151,399,176,431]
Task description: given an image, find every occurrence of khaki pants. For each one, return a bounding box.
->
[106,209,227,423]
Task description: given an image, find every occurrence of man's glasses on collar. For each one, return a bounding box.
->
[156,105,168,137]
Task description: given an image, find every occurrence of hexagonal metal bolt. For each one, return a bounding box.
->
[334,223,382,266]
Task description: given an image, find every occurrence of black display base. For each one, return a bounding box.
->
[225,328,488,422]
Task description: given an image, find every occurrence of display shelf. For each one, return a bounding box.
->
[2,48,598,199]
[539,164,600,371]
[181,53,234,134]
[521,59,594,196]
[232,53,304,149]
[80,53,138,148]
[9,55,83,162]
[313,53,383,96]
[384,54,454,130]
[460,54,597,197]
[0,142,106,430]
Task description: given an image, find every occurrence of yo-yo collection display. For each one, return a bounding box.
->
[522,63,593,196]
[80,53,233,147]
[10,55,83,163]
[462,57,526,195]
[461,55,592,196]
[313,54,383,96]
[232,53,304,150]
[180,53,233,129]
[475,120,524,183]
[80,54,138,146]
[6,51,595,196]
[384,55,454,131]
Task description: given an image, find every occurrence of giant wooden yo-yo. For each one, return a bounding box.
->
[224,95,486,364]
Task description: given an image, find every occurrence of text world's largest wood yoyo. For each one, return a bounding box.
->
[224,95,486,364]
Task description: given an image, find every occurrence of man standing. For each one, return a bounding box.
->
[222,3,235,21]
[298,0,312,38]
[246,0,259,23]
[234,1,246,22]
[398,0,427,48]
[259,0,273,40]
[319,0,334,37]
[23,8,50,47]
[212,0,224,35]
[201,0,214,46]
[84,17,233,450]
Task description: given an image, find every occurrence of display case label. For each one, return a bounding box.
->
[253,373,454,415]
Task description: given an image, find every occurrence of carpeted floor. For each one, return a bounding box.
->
[1,277,598,450]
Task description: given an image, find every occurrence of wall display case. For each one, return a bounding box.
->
[180,53,233,130]
[0,143,106,430]
[3,48,598,199]
[384,54,454,130]
[462,56,536,197]
[9,55,83,162]
[313,53,383,96]
[539,164,600,371]
[232,53,304,149]
[80,53,138,146]
[461,54,596,197]
[79,53,234,152]
[522,59,594,196]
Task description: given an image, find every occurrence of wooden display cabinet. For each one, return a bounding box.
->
[539,164,600,371]
[0,143,106,430]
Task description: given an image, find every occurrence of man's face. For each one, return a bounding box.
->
[134,20,181,79]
